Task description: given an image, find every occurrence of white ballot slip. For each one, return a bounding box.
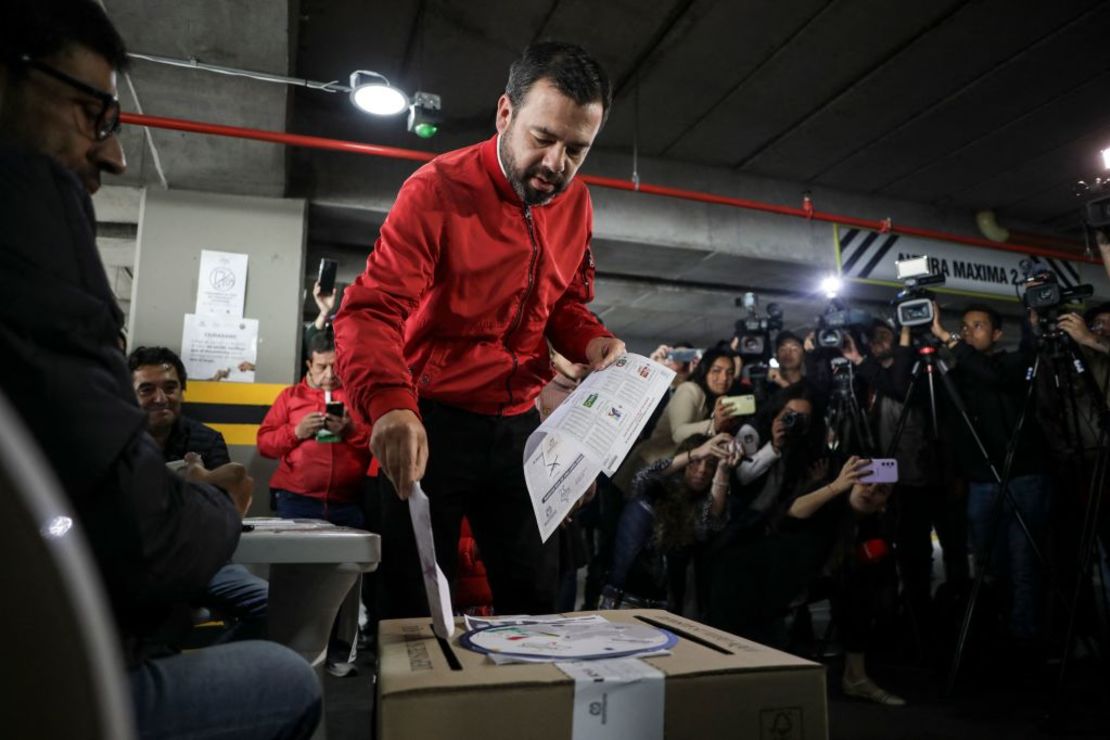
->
[408,483,454,639]
[524,354,674,543]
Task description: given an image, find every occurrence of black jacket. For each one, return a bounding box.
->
[164,415,231,470]
[946,341,1049,483]
[0,145,240,666]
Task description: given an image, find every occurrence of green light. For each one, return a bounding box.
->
[414,122,438,138]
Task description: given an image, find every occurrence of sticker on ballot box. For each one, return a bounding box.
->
[557,658,665,740]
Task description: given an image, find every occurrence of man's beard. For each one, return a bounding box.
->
[499,134,566,206]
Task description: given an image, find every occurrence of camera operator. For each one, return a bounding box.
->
[930,302,1053,648]
[840,321,969,637]
[768,331,807,390]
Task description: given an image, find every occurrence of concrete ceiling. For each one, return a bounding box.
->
[99,0,1110,348]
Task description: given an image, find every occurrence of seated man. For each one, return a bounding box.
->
[0,2,320,737]
[130,345,268,642]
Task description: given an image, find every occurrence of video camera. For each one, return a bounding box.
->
[815,300,873,349]
[893,255,946,329]
[1019,260,1093,315]
[733,292,784,362]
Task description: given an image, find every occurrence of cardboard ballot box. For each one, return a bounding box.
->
[378,609,828,740]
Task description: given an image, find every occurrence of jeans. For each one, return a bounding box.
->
[201,563,269,642]
[967,474,1052,639]
[379,400,558,617]
[273,490,366,529]
[129,641,321,740]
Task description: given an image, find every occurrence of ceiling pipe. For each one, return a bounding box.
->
[119,111,1099,265]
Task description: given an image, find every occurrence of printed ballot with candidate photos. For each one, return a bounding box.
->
[524,354,675,542]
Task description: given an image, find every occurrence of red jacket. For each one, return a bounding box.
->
[257,380,372,504]
[334,134,611,422]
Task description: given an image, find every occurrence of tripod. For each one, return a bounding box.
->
[825,357,877,456]
[1040,328,1110,716]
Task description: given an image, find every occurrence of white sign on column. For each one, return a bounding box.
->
[196,249,249,318]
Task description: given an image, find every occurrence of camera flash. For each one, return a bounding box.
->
[820,275,842,298]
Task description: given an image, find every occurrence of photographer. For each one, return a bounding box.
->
[613,347,741,495]
[842,321,969,634]
[930,303,1053,646]
[602,433,735,614]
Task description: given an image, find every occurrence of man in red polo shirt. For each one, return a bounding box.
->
[334,42,625,616]
[258,332,372,527]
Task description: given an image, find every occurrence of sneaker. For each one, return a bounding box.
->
[841,677,906,706]
[325,661,358,678]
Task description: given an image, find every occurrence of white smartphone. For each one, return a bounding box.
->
[860,458,899,484]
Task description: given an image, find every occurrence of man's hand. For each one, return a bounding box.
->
[552,351,589,381]
[841,334,864,365]
[313,280,337,321]
[803,332,817,353]
[324,411,352,437]
[767,367,789,389]
[1059,312,1108,353]
[585,336,627,372]
[649,344,671,363]
[930,301,949,342]
[295,412,327,440]
[899,325,912,347]
[370,409,428,500]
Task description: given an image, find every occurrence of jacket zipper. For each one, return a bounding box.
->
[500,205,540,414]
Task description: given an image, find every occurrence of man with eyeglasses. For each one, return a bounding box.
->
[930,303,1053,655]
[1,2,320,738]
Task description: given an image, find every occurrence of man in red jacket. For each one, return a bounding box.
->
[258,332,372,526]
[334,41,625,617]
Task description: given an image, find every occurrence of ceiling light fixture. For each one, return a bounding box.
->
[349,71,408,116]
[820,275,842,299]
[1102,147,1110,171]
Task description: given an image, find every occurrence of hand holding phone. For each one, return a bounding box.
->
[859,458,899,484]
[720,394,756,417]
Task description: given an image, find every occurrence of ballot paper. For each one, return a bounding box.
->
[524,354,675,542]
[408,483,454,639]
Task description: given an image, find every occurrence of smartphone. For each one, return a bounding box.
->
[326,401,345,418]
[721,394,756,416]
[860,458,899,484]
[317,258,339,295]
[666,348,701,363]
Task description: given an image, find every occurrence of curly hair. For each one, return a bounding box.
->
[650,434,712,553]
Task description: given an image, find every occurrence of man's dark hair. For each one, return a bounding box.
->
[1,0,128,72]
[128,346,187,389]
[306,332,336,357]
[1083,302,1110,325]
[774,331,804,352]
[505,41,611,123]
[961,303,1003,333]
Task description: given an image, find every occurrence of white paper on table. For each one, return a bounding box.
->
[524,354,674,542]
[556,658,665,740]
[408,482,454,639]
[195,249,248,318]
[180,314,258,383]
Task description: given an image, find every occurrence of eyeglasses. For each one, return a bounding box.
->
[17,54,121,141]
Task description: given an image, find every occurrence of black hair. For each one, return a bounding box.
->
[961,303,1003,333]
[128,346,187,389]
[774,331,804,353]
[505,41,612,124]
[755,382,814,444]
[306,331,336,357]
[687,346,737,404]
[2,0,128,72]
[1083,302,1110,325]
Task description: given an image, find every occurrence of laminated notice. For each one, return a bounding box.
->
[556,658,665,740]
[524,354,675,542]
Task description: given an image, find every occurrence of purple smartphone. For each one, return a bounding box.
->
[860,458,898,484]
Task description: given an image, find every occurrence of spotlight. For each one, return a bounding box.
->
[408,92,442,139]
[349,71,408,116]
[1102,147,1110,171]
[820,275,842,299]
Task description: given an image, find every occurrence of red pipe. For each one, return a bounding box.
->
[120,112,1099,265]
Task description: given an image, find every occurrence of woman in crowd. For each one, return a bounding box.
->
[601,433,735,613]
[614,347,742,494]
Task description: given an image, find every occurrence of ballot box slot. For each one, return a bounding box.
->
[634,615,733,655]
[435,630,464,671]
